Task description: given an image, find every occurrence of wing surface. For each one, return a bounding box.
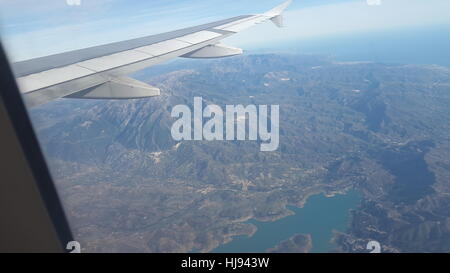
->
[12,0,292,107]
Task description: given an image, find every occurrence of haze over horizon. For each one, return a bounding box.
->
[0,0,449,61]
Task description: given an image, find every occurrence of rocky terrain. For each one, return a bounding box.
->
[29,54,450,253]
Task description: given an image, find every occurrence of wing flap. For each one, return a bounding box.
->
[175,31,222,44]
[77,50,152,72]
[16,64,95,93]
[134,39,191,57]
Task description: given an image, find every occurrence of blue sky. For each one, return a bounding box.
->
[0,0,449,61]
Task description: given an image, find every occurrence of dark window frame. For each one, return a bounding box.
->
[0,42,73,251]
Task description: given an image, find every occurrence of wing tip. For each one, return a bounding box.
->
[265,0,293,18]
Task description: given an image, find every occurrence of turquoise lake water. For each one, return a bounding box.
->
[212,190,360,253]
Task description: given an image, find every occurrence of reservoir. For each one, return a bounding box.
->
[212,190,360,253]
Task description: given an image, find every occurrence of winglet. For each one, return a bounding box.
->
[264,0,293,17]
[271,15,284,28]
[264,0,292,28]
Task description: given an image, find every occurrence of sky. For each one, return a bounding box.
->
[0,0,449,61]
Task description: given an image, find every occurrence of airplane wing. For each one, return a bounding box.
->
[12,0,292,108]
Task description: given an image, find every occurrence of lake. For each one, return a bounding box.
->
[212,190,361,253]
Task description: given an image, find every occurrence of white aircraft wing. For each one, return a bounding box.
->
[12,0,292,108]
